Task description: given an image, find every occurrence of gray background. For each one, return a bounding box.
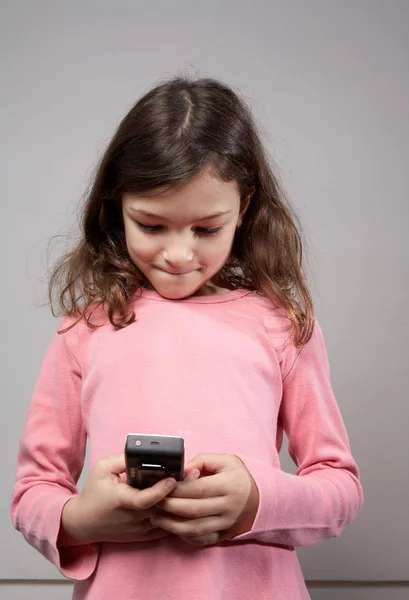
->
[1,0,408,598]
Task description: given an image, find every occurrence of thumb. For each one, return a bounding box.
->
[117,477,177,511]
[97,453,126,476]
[185,453,231,475]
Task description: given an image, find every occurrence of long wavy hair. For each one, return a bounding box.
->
[49,75,314,345]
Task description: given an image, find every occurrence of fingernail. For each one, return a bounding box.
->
[166,478,176,489]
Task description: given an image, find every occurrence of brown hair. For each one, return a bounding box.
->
[49,75,314,346]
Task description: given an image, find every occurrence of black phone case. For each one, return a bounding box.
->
[125,434,185,489]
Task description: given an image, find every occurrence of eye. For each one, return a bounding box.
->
[136,222,163,233]
[196,226,224,236]
[135,222,223,235]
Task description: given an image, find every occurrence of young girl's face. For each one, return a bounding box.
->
[122,170,245,299]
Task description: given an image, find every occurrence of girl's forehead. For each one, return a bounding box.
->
[122,173,240,219]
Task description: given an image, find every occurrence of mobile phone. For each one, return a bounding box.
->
[125,433,185,489]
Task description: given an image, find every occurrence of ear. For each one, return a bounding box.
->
[237,187,254,228]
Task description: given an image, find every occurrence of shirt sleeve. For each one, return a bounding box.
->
[10,317,99,580]
[233,319,363,547]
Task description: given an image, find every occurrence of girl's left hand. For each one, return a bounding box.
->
[152,454,259,546]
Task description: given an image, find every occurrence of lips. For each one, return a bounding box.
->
[156,267,196,275]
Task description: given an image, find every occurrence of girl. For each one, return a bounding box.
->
[11,75,363,600]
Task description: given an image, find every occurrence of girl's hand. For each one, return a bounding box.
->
[60,453,182,545]
[152,454,260,546]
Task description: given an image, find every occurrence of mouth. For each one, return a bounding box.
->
[156,267,197,276]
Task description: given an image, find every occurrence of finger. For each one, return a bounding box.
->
[127,513,155,525]
[127,518,157,533]
[170,474,227,499]
[185,453,233,475]
[183,468,200,482]
[151,514,225,538]
[156,496,226,519]
[117,477,177,510]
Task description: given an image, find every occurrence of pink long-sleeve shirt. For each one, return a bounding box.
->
[11,288,363,600]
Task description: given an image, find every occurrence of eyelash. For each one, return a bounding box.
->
[136,223,224,236]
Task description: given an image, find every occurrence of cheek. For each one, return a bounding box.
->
[126,233,160,263]
[200,231,235,263]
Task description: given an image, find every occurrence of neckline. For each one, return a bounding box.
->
[139,288,252,304]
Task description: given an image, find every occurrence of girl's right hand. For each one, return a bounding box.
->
[60,453,186,545]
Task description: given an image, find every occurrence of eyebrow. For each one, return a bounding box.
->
[128,208,232,221]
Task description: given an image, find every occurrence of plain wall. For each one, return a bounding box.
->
[1,0,408,597]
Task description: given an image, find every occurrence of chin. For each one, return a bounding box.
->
[150,276,206,300]
[156,286,197,300]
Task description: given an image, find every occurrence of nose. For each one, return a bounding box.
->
[162,243,194,267]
